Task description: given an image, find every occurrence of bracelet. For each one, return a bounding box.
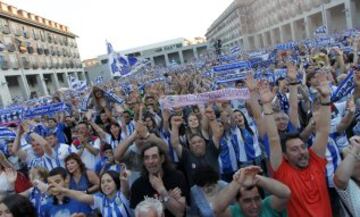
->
[264,112,273,116]
[289,81,301,86]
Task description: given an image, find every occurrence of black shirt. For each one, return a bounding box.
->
[178,140,220,187]
[130,169,189,217]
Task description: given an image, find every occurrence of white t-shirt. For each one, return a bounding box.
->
[72,137,100,171]
[51,143,77,168]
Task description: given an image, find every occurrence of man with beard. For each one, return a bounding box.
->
[259,71,333,217]
[130,144,188,217]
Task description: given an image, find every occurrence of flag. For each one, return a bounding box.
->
[107,41,123,77]
[94,76,104,85]
[106,41,138,77]
[68,75,87,92]
[230,46,241,55]
[314,25,328,36]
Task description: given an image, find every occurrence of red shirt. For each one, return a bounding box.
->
[273,149,332,217]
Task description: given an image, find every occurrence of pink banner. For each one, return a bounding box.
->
[159,88,250,109]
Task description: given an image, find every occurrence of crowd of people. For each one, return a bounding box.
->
[0,29,359,217]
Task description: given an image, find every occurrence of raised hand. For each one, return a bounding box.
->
[346,97,355,113]
[315,71,331,98]
[245,73,257,92]
[258,81,275,104]
[234,166,263,188]
[136,121,149,139]
[286,62,297,82]
[5,168,17,184]
[170,116,183,129]
[119,163,130,182]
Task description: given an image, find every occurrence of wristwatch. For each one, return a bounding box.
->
[161,195,170,203]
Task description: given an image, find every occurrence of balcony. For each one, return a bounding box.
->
[44,49,50,56]
[32,61,39,69]
[0,43,5,52]
[14,29,22,36]
[37,48,44,55]
[51,50,56,56]
[57,50,61,56]
[24,32,30,39]
[33,33,40,40]
[41,62,47,69]
[12,62,19,70]
[22,58,31,69]
[27,45,34,54]
[1,60,10,70]
[2,26,10,34]
[6,44,16,52]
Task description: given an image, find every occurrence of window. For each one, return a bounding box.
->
[100,59,108,64]
[6,76,19,86]
[57,74,64,82]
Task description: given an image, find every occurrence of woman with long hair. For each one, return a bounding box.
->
[65,153,99,194]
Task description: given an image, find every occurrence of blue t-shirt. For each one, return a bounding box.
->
[40,197,92,217]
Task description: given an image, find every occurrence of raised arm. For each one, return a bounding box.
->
[255,173,291,212]
[119,164,130,198]
[311,72,331,158]
[11,125,24,154]
[212,170,242,217]
[259,82,282,170]
[336,98,355,132]
[169,116,184,158]
[287,63,301,129]
[205,105,222,149]
[245,74,266,137]
[114,129,137,161]
[88,120,107,142]
[334,136,360,190]
[161,109,171,132]
[49,183,94,205]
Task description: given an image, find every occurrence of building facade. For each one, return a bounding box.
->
[0,1,83,107]
[206,0,360,51]
[83,37,208,83]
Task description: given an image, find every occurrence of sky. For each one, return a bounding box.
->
[3,0,233,60]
